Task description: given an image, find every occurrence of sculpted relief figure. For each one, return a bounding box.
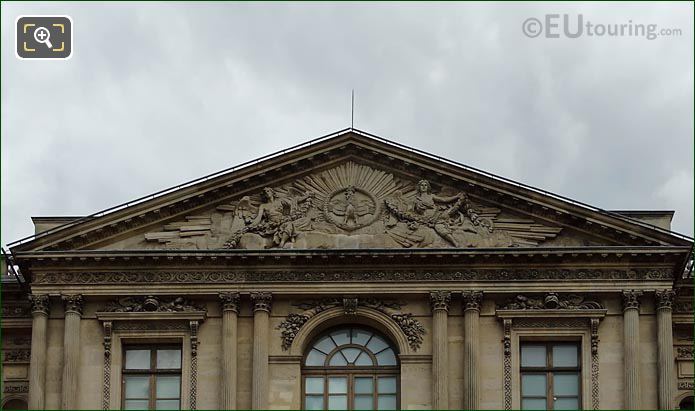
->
[145,163,563,250]
[384,179,493,247]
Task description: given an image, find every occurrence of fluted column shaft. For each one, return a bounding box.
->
[28,295,50,409]
[220,293,240,410]
[622,291,642,410]
[462,291,482,410]
[430,291,451,409]
[656,290,675,410]
[61,294,84,410]
[251,292,272,410]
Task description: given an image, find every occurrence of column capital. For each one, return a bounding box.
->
[429,291,451,312]
[29,294,50,315]
[655,289,676,310]
[250,292,272,313]
[219,292,240,313]
[62,294,84,316]
[462,290,483,312]
[622,290,642,311]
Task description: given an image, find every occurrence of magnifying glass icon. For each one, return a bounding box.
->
[34,27,53,49]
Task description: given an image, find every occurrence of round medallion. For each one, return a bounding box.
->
[323,186,380,231]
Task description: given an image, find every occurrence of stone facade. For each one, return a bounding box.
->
[1,130,693,410]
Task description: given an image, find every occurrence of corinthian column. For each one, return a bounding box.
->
[28,294,50,409]
[219,293,240,410]
[251,292,272,410]
[61,294,84,410]
[622,290,642,410]
[430,291,451,409]
[462,291,482,410]
[655,289,675,410]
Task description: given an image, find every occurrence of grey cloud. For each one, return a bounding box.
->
[1,2,692,245]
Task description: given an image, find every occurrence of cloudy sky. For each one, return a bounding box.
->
[2,2,693,246]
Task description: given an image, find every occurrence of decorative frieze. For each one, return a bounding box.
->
[622,290,643,311]
[655,289,676,310]
[678,381,694,390]
[112,321,189,332]
[32,267,674,285]
[2,349,30,363]
[676,346,693,360]
[250,292,272,312]
[462,291,483,311]
[218,292,240,313]
[498,293,603,310]
[429,291,451,312]
[4,382,29,393]
[29,294,49,315]
[277,297,425,351]
[102,295,204,313]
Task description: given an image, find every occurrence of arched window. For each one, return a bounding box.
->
[302,326,399,410]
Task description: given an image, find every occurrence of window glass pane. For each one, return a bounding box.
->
[352,328,372,346]
[306,349,327,366]
[328,352,348,366]
[305,377,324,394]
[328,395,347,410]
[341,347,362,363]
[124,375,150,398]
[328,377,347,394]
[305,395,323,410]
[366,335,389,353]
[377,394,396,410]
[124,400,149,410]
[355,377,374,394]
[156,375,181,398]
[552,345,578,367]
[376,348,397,366]
[521,374,547,397]
[157,349,181,369]
[355,394,374,410]
[314,335,337,354]
[521,345,546,367]
[377,377,397,394]
[355,351,374,366]
[522,398,547,410]
[330,329,351,346]
[125,349,151,370]
[554,397,579,410]
[155,399,180,410]
[553,373,579,396]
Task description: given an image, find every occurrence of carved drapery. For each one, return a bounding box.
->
[277,297,425,351]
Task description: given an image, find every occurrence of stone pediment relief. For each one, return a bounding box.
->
[141,162,566,250]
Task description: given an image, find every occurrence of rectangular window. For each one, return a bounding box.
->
[122,345,182,410]
[521,342,581,410]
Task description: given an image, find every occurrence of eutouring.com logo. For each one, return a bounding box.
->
[522,14,682,40]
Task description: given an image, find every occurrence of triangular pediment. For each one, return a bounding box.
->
[10,129,691,252]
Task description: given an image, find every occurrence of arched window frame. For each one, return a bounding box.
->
[302,326,400,410]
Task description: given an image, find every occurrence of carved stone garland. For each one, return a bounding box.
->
[502,319,512,410]
[189,320,199,410]
[278,297,425,350]
[102,321,112,410]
